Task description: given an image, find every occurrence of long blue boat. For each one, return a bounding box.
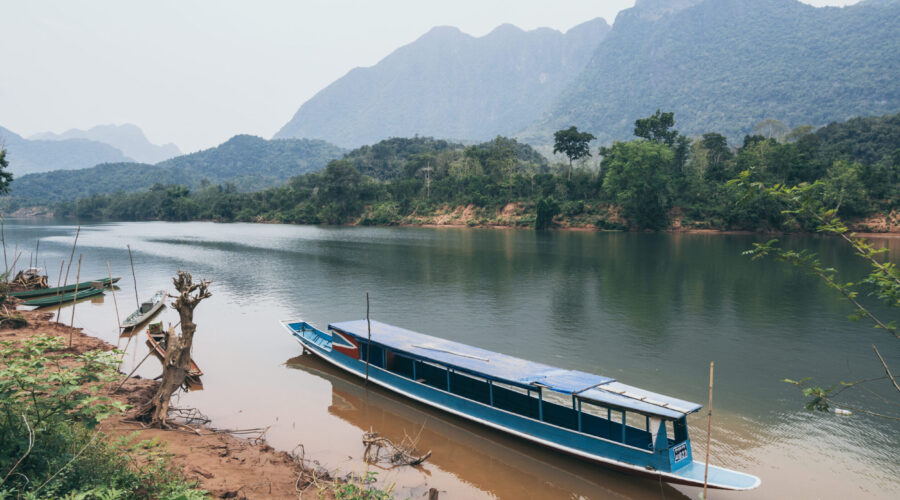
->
[281,319,760,491]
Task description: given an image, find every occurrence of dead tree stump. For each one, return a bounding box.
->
[138,270,211,428]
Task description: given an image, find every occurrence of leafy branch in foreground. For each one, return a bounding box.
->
[0,336,205,498]
[731,172,900,417]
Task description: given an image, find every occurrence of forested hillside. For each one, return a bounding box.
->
[8,135,344,204]
[0,126,131,175]
[275,18,610,147]
[52,112,900,232]
[524,0,900,143]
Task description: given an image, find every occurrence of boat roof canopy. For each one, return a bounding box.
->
[329,320,701,419]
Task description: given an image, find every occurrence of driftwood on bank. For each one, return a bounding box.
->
[10,269,48,290]
[137,270,211,428]
[362,429,431,467]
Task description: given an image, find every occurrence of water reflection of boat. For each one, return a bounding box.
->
[287,353,688,500]
[281,319,760,491]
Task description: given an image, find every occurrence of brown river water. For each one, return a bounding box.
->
[6,220,899,499]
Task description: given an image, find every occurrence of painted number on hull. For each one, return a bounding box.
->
[673,443,688,462]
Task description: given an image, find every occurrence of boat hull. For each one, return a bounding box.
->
[23,287,105,307]
[10,277,120,299]
[283,322,759,491]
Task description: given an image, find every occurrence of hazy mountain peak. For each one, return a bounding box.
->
[30,123,180,164]
[629,0,705,20]
[1,125,131,175]
[485,23,525,38]
[275,19,610,147]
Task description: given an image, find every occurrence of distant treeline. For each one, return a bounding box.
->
[53,112,900,231]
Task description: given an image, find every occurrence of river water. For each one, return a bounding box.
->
[5,220,899,499]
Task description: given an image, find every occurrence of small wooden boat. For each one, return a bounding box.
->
[23,287,105,307]
[10,277,120,299]
[145,322,203,378]
[281,319,760,491]
[121,290,167,329]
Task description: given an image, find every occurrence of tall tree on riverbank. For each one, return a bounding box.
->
[601,140,673,230]
[140,271,211,428]
[553,126,595,180]
[0,148,14,194]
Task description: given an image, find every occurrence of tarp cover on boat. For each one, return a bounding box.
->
[331,320,610,394]
[329,320,702,418]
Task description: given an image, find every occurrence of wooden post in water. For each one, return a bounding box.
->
[127,244,139,308]
[68,254,82,347]
[365,292,372,386]
[703,361,714,499]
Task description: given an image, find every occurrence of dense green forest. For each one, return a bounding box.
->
[50,111,900,231]
[7,135,344,204]
[524,0,900,145]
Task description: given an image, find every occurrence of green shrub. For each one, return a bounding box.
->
[0,337,205,499]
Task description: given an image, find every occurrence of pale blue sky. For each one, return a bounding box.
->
[1,0,859,152]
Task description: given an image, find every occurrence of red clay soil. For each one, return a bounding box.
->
[1,309,334,499]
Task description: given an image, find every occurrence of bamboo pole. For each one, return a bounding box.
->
[55,260,64,295]
[703,361,714,498]
[68,255,82,347]
[107,261,122,349]
[127,244,139,308]
[34,239,39,270]
[365,292,371,386]
[112,349,155,394]
[56,226,81,325]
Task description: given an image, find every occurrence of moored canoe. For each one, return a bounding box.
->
[10,277,121,299]
[22,287,105,307]
[121,290,167,329]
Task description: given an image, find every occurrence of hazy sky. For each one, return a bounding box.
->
[1,0,860,153]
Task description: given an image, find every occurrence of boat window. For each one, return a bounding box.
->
[673,417,688,443]
[626,411,646,431]
[665,420,676,444]
[572,402,654,449]
[412,359,447,389]
[448,371,491,405]
[359,342,385,369]
[491,381,540,419]
[385,352,414,379]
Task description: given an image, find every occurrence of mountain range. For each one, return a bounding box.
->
[0,126,131,175]
[524,0,900,143]
[276,0,900,146]
[30,124,180,164]
[275,18,611,148]
[0,123,180,175]
[8,135,344,204]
